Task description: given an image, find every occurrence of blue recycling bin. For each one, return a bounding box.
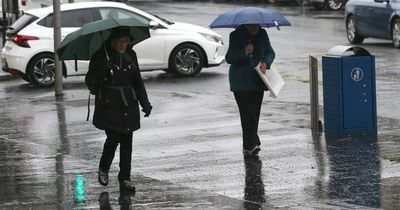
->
[322,46,377,136]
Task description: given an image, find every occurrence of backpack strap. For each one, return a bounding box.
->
[86,93,91,121]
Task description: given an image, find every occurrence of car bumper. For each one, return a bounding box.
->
[207,55,225,67]
[1,42,32,75]
[310,0,325,3]
[2,57,28,79]
[205,44,225,67]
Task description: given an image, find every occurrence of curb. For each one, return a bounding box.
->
[313,14,344,20]
[0,74,18,81]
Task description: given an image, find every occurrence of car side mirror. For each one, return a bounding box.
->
[149,21,161,29]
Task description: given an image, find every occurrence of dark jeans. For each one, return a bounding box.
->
[234,91,264,150]
[99,130,133,182]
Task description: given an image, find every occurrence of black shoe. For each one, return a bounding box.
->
[98,169,109,186]
[243,145,261,156]
[120,180,136,192]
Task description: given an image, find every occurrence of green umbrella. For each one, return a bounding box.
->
[56,17,150,60]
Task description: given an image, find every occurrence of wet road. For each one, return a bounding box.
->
[1,1,400,209]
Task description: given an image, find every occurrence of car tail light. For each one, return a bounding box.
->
[8,35,39,48]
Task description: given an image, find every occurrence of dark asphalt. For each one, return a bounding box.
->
[1,1,400,209]
[0,77,399,209]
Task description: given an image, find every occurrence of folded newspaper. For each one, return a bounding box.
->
[255,63,285,98]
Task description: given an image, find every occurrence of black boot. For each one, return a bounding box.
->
[120,180,136,192]
[98,169,109,186]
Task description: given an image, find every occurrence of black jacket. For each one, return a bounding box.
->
[85,46,151,132]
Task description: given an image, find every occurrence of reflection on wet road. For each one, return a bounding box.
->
[243,155,266,209]
[326,135,381,208]
[0,80,399,209]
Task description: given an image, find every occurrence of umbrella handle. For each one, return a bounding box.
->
[86,93,91,121]
[75,55,78,72]
[274,21,281,31]
[104,45,110,61]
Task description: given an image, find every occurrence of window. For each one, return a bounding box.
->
[10,14,37,30]
[37,8,97,28]
[98,8,148,23]
[8,14,38,34]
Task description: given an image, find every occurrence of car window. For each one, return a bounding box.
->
[37,8,97,27]
[98,8,148,23]
[7,14,38,34]
[150,13,174,25]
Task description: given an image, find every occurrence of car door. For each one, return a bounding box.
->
[60,8,98,75]
[368,0,392,39]
[40,8,98,75]
[96,8,167,70]
[354,0,374,36]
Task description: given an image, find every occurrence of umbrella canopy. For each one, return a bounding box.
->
[57,18,150,60]
[209,7,291,29]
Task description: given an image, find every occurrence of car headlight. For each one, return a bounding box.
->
[200,33,223,45]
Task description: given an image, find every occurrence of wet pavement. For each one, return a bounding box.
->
[0,78,399,209]
[1,1,400,209]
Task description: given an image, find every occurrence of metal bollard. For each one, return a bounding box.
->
[309,56,322,135]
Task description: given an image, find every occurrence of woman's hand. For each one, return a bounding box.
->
[259,62,268,74]
[142,105,152,117]
[245,43,254,55]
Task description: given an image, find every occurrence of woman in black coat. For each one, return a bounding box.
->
[85,27,152,191]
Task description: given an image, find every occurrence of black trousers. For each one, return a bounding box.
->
[234,91,264,150]
[99,130,133,182]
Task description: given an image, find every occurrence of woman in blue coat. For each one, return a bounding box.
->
[225,24,275,156]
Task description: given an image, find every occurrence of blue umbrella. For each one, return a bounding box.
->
[209,7,291,30]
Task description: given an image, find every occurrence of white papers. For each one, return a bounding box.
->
[255,64,285,98]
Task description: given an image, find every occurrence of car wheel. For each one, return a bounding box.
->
[27,53,56,87]
[169,43,205,76]
[392,19,400,48]
[296,0,308,6]
[327,0,343,10]
[346,16,364,44]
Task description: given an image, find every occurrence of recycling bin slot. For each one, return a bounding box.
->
[322,46,377,136]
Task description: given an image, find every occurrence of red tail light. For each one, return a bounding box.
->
[21,0,26,6]
[9,35,39,48]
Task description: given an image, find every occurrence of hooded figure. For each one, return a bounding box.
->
[85,26,152,191]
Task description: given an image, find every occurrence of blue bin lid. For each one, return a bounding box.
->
[326,45,371,57]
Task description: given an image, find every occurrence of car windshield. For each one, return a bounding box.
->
[7,14,38,34]
[150,13,174,25]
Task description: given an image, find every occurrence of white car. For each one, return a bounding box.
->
[2,1,224,87]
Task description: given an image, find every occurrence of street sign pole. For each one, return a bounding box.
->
[53,0,63,96]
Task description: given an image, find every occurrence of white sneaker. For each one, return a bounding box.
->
[243,145,261,156]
